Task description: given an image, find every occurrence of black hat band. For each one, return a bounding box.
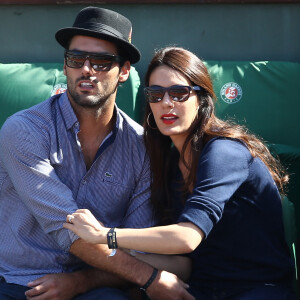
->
[75,22,128,42]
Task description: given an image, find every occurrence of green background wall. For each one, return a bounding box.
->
[0,3,299,82]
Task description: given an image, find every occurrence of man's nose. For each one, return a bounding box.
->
[82,59,94,74]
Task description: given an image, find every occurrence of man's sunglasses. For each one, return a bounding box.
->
[144,85,201,103]
[64,50,124,72]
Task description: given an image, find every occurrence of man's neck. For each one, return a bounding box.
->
[75,102,116,170]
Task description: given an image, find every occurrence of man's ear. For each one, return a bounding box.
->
[63,61,67,76]
[119,61,131,83]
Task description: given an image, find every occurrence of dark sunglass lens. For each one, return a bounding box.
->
[89,58,113,71]
[146,89,164,103]
[66,54,85,68]
[169,87,190,102]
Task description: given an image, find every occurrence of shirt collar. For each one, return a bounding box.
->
[58,92,78,130]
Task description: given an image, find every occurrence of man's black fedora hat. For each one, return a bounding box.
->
[55,7,141,64]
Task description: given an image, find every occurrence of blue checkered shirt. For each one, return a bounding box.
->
[0,92,155,286]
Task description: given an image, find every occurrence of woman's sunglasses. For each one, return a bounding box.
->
[64,50,124,72]
[144,85,201,103]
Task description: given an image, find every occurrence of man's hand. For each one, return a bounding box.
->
[25,273,81,300]
[146,270,195,300]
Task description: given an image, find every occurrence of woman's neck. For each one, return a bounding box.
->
[171,134,187,154]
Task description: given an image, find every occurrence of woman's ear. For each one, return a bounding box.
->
[118,61,131,83]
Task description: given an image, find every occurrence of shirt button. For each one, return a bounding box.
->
[82,180,86,185]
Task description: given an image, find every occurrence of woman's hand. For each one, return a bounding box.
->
[63,209,107,244]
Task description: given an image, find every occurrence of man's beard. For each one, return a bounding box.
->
[68,76,119,109]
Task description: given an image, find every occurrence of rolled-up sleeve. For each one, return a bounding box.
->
[178,139,250,237]
[0,116,78,251]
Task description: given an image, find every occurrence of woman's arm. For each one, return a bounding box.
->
[116,223,204,254]
[128,251,192,282]
[64,209,204,254]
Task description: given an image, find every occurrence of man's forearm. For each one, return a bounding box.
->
[70,239,154,288]
[71,267,132,295]
[70,239,195,300]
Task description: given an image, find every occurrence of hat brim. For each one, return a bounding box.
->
[55,27,141,64]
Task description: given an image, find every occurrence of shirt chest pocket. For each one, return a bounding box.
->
[77,175,135,225]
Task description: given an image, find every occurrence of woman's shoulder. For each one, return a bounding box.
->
[201,137,253,165]
[204,137,250,153]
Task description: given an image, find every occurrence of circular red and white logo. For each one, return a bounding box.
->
[220,82,242,104]
[51,83,67,96]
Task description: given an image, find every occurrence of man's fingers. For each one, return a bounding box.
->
[176,280,195,300]
[27,280,42,288]
[25,277,50,296]
[25,284,45,297]
[27,275,50,287]
[178,278,189,289]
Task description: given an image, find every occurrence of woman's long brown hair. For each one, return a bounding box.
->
[143,47,288,224]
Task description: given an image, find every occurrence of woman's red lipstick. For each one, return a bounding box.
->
[161,114,178,125]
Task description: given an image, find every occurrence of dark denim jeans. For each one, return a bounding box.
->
[0,278,30,300]
[188,284,298,300]
[0,277,132,300]
[74,287,132,300]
